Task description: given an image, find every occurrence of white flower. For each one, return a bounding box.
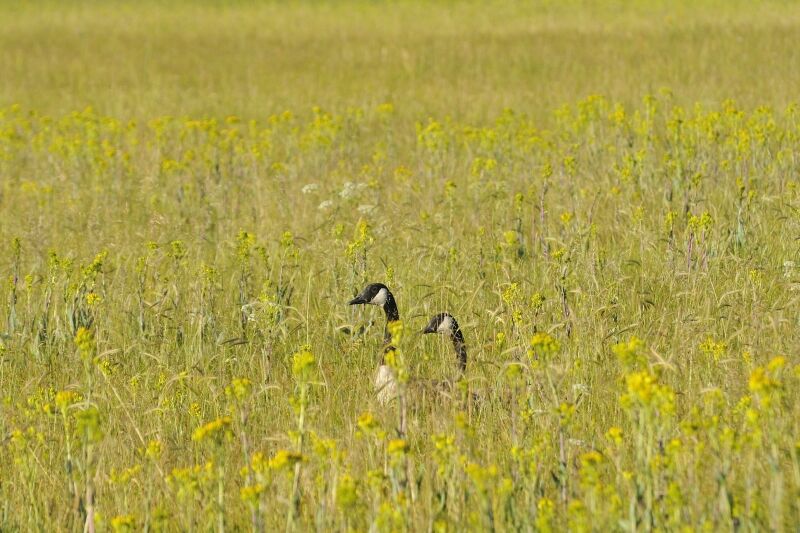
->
[572,383,589,396]
[783,261,795,278]
[302,183,319,194]
[318,200,334,210]
[339,181,366,199]
[357,204,375,214]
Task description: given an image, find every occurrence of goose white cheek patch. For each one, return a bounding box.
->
[437,315,453,333]
[370,287,388,306]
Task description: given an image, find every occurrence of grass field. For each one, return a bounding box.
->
[1,1,800,531]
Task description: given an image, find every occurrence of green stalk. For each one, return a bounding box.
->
[287,383,307,531]
[217,458,225,533]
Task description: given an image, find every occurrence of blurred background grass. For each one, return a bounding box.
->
[2,0,799,121]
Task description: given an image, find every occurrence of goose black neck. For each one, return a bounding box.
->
[451,328,467,373]
[382,293,399,322]
[382,292,400,344]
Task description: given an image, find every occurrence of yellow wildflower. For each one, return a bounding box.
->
[268,449,304,471]
[192,416,232,443]
[387,439,409,455]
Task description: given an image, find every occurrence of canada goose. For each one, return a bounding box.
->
[374,346,399,405]
[422,312,467,374]
[420,311,482,408]
[348,283,399,344]
[349,283,401,404]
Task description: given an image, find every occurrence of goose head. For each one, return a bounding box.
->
[423,312,466,373]
[348,283,400,342]
[348,283,391,307]
[423,312,457,335]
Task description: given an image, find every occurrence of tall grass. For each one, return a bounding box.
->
[1,1,799,531]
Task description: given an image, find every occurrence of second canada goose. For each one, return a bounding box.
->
[423,312,467,374]
[422,312,480,408]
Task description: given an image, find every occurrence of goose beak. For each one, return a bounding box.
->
[348,296,367,305]
[422,322,437,334]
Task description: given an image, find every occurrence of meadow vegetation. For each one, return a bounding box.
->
[1,1,800,531]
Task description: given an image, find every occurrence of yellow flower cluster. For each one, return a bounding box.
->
[620,371,675,415]
[699,337,727,361]
[168,462,215,501]
[464,461,498,492]
[240,483,265,505]
[291,349,316,381]
[528,332,560,360]
[225,377,253,402]
[387,439,409,455]
[748,356,786,408]
[267,449,304,471]
[74,327,95,359]
[612,336,645,370]
[192,416,232,443]
[54,390,81,414]
[145,439,162,460]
